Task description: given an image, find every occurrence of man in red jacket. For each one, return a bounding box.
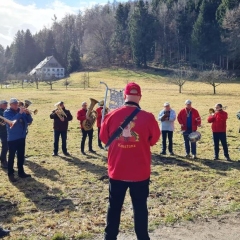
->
[96,100,104,149]
[208,103,231,161]
[100,82,160,240]
[77,101,96,155]
[177,100,201,159]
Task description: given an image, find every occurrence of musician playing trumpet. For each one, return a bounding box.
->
[4,98,33,182]
[208,104,231,161]
[50,101,73,156]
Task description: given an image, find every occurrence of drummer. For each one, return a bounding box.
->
[177,100,201,159]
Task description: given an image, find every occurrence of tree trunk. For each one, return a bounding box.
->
[179,85,182,93]
[213,85,216,95]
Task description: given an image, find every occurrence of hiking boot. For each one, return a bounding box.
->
[169,152,174,156]
[226,157,232,162]
[63,152,70,156]
[160,151,166,155]
[213,157,219,161]
[0,227,10,238]
[81,151,86,155]
[8,174,17,182]
[18,173,31,178]
[52,152,58,156]
[89,150,96,154]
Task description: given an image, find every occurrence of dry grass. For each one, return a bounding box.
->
[1,68,240,239]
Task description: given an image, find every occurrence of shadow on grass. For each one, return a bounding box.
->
[200,159,240,172]
[59,155,107,179]
[151,153,202,171]
[26,160,60,181]
[11,177,75,212]
[0,198,19,223]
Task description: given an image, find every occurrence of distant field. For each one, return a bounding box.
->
[0,68,240,239]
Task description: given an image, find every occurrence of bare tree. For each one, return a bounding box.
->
[198,64,233,94]
[45,77,57,90]
[169,67,194,93]
[63,78,71,90]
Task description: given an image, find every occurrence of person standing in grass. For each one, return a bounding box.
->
[96,100,104,149]
[0,100,8,169]
[177,100,201,159]
[208,103,231,161]
[50,101,73,156]
[4,98,33,182]
[100,82,160,240]
[158,102,176,156]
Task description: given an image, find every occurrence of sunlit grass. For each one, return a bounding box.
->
[0,68,240,239]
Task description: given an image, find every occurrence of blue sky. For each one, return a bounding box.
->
[0,0,128,48]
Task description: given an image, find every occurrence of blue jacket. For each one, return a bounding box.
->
[3,108,33,141]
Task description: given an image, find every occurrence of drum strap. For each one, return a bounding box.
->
[105,107,140,148]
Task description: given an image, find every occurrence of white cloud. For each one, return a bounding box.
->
[0,0,101,48]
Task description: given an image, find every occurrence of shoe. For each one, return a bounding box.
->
[226,157,232,162]
[98,145,104,149]
[18,173,31,178]
[185,154,190,158]
[1,161,8,169]
[169,152,174,156]
[89,150,96,153]
[63,152,70,156]
[0,227,10,238]
[8,174,17,182]
[81,151,86,155]
[160,151,166,155]
[192,155,197,159]
[52,153,58,156]
[213,157,219,161]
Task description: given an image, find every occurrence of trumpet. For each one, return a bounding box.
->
[54,102,67,119]
[0,116,16,128]
[18,100,38,115]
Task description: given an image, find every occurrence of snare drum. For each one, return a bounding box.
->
[188,131,201,142]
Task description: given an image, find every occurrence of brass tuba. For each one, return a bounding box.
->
[82,98,99,131]
[54,102,67,120]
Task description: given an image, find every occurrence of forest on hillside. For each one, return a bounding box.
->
[0,0,240,81]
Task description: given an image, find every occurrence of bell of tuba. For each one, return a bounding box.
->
[83,98,99,131]
[54,102,67,119]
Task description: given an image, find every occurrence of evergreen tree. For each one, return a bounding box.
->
[129,0,156,67]
[67,44,81,73]
[112,3,131,65]
[12,30,25,72]
[191,0,223,63]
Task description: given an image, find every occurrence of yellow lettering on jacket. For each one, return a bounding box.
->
[118,143,136,149]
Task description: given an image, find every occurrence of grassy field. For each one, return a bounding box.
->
[0,68,240,239]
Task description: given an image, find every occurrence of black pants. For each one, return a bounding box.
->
[8,138,25,176]
[97,127,102,147]
[0,134,8,163]
[104,178,150,240]
[54,130,67,154]
[81,128,93,152]
[213,132,229,158]
[161,130,173,153]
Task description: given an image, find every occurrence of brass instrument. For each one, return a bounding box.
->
[0,116,16,128]
[54,102,67,120]
[18,100,38,115]
[209,108,215,115]
[82,98,99,130]
[101,107,109,117]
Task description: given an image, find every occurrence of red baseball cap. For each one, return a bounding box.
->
[124,82,141,96]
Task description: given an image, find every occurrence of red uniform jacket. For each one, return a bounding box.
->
[208,110,228,132]
[77,108,87,129]
[96,106,103,128]
[100,106,160,182]
[177,108,201,131]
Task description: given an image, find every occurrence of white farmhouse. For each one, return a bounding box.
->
[29,56,65,80]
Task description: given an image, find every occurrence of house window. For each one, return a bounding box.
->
[57,69,59,71]
[48,69,50,71]
[61,69,63,71]
[52,69,55,71]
